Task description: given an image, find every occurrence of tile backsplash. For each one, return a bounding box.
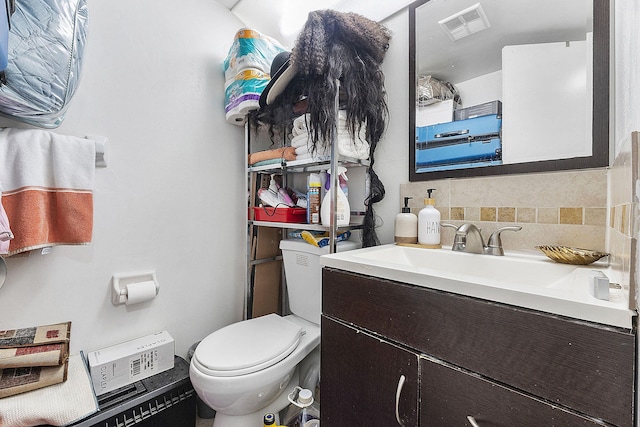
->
[401,132,639,311]
[606,132,638,307]
[401,168,608,253]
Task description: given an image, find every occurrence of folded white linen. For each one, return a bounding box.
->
[292,114,310,136]
[295,152,331,162]
[290,133,309,148]
[294,141,329,154]
[337,129,370,160]
[0,353,98,427]
[294,145,309,155]
[291,110,369,160]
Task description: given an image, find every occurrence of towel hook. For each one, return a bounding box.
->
[85,135,108,168]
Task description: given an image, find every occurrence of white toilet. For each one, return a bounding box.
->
[190,239,360,427]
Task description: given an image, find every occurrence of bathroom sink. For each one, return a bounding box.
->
[320,244,634,329]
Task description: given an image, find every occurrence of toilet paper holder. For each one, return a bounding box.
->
[111,270,159,306]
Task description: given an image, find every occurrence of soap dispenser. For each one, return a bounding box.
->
[418,189,441,246]
[395,197,418,244]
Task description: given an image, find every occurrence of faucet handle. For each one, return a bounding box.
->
[441,223,464,251]
[487,226,522,256]
[440,222,458,230]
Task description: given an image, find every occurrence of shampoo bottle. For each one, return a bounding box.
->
[418,188,440,246]
[395,197,418,244]
[321,166,350,227]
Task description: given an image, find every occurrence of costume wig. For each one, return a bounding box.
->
[252,10,391,247]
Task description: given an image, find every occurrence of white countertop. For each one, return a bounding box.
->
[320,244,636,329]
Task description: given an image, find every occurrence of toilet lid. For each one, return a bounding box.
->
[194,314,304,377]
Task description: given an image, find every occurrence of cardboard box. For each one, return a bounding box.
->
[251,260,282,318]
[454,100,502,121]
[87,331,175,396]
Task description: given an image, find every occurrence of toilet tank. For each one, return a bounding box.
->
[279,239,361,325]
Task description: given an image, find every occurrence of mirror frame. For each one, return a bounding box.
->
[408,0,610,181]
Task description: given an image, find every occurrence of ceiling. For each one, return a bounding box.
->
[415,0,592,83]
[216,0,593,85]
[218,0,414,48]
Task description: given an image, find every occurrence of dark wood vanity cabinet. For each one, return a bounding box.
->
[321,317,419,426]
[321,268,636,426]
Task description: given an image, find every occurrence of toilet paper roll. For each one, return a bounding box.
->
[125,280,157,305]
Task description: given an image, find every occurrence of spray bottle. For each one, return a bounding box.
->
[320,166,350,227]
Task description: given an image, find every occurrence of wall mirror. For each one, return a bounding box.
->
[409,0,610,181]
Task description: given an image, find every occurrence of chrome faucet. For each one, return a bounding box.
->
[442,223,522,256]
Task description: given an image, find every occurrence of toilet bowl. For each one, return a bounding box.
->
[190,314,320,426]
[190,239,358,427]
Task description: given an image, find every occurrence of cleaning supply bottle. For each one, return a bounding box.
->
[281,387,320,427]
[307,173,321,224]
[321,166,350,227]
[418,188,440,246]
[339,169,348,198]
[263,413,286,427]
[395,196,418,244]
[319,170,328,201]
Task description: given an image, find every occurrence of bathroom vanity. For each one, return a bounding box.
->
[320,267,635,426]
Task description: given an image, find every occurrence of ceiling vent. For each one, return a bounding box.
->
[438,3,491,41]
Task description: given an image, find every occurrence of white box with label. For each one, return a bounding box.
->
[416,99,457,127]
[87,330,174,396]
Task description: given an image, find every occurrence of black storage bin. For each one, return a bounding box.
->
[66,355,196,427]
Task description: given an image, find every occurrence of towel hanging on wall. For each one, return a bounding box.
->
[0,128,95,256]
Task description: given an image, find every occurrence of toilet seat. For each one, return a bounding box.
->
[193,314,304,377]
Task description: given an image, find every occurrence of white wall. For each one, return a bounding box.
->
[0,2,416,357]
[0,0,248,358]
[368,9,410,245]
[614,0,640,155]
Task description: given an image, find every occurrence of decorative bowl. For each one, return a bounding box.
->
[535,245,609,265]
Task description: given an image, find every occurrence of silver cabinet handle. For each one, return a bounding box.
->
[395,375,406,426]
[467,415,480,427]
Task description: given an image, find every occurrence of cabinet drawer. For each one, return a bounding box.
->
[322,268,635,426]
[421,357,604,426]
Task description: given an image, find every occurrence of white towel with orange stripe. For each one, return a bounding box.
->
[0,128,95,256]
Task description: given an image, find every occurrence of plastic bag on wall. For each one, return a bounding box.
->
[0,0,88,128]
[417,75,461,107]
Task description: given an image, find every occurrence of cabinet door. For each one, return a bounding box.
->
[321,316,419,426]
[323,268,635,426]
[421,357,605,426]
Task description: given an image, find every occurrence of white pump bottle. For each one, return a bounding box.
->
[418,188,440,245]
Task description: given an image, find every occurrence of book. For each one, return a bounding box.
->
[0,322,71,348]
[0,358,69,398]
[0,342,69,368]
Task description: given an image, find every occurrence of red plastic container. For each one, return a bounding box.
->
[252,206,307,223]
